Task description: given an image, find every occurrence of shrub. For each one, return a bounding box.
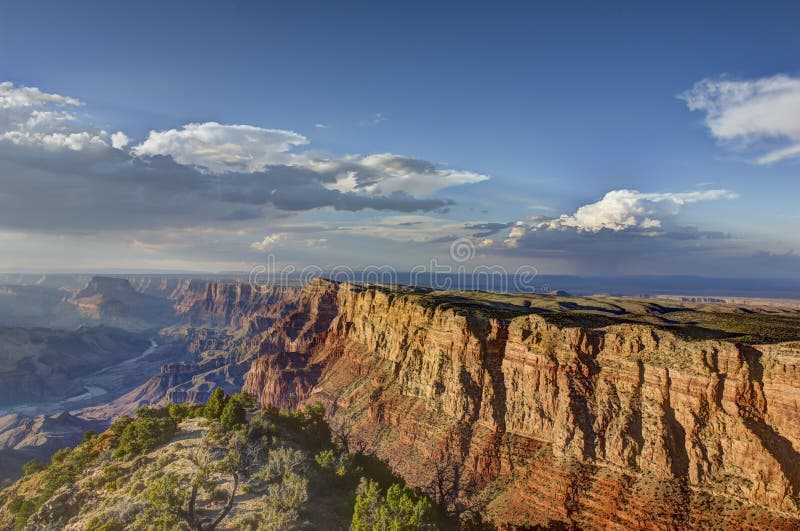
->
[315,449,336,470]
[100,461,123,490]
[86,516,126,531]
[22,459,45,476]
[315,449,362,479]
[247,414,276,439]
[236,472,309,531]
[11,439,104,529]
[11,499,37,530]
[254,446,306,484]
[297,403,330,448]
[266,471,308,513]
[113,416,177,459]
[109,415,133,436]
[351,479,435,530]
[236,392,259,411]
[167,403,193,421]
[135,406,168,419]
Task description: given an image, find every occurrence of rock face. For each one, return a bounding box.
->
[0,326,150,406]
[243,280,800,528]
[70,277,175,329]
[75,280,339,416]
[0,412,104,481]
[0,285,83,328]
[141,278,306,329]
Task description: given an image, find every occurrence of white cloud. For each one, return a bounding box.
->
[122,122,488,200]
[504,189,737,247]
[314,123,329,129]
[323,153,489,196]
[0,80,486,239]
[504,222,527,247]
[0,81,111,151]
[132,122,309,173]
[0,81,82,109]
[680,74,800,164]
[3,130,108,151]
[250,233,286,251]
[111,131,130,150]
[542,189,737,233]
[757,143,800,165]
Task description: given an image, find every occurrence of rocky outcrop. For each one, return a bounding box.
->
[243,281,800,528]
[0,412,104,481]
[245,352,322,410]
[25,482,93,530]
[0,285,83,329]
[70,277,175,329]
[159,279,304,329]
[242,279,341,408]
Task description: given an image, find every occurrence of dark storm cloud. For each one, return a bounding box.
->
[464,222,514,237]
[0,82,487,236]
[0,142,452,233]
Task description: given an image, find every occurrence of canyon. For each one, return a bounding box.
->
[0,275,799,528]
[242,280,800,528]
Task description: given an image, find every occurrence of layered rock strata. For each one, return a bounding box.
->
[243,281,800,528]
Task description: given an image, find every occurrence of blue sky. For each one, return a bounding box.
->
[1,1,799,276]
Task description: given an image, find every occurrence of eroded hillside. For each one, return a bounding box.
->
[240,280,800,528]
[2,275,800,528]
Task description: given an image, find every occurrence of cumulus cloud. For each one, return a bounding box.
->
[680,74,800,164]
[0,81,82,108]
[503,188,737,247]
[131,122,309,173]
[532,189,737,233]
[0,81,113,151]
[0,81,487,236]
[250,233,286,251]
[110,131,130,150]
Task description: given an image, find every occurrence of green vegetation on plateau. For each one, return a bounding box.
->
[0,391,443,530]
[401,289,800,344]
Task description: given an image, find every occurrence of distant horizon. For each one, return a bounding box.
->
[5,270,800,281]
[4,271,800,300]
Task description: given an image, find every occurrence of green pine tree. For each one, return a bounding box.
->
[220,396,247,430]
[204,387,227,420]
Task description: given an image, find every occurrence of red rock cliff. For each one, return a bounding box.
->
[243,281,800,528]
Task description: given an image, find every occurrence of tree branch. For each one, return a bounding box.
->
[206,472,238,531]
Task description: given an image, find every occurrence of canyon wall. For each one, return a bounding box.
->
[244,281,800,528]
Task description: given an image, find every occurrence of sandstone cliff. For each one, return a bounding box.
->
[70,277,175,330]
[243,281,800,528]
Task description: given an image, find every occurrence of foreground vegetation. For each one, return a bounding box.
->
[0,389,443,530]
